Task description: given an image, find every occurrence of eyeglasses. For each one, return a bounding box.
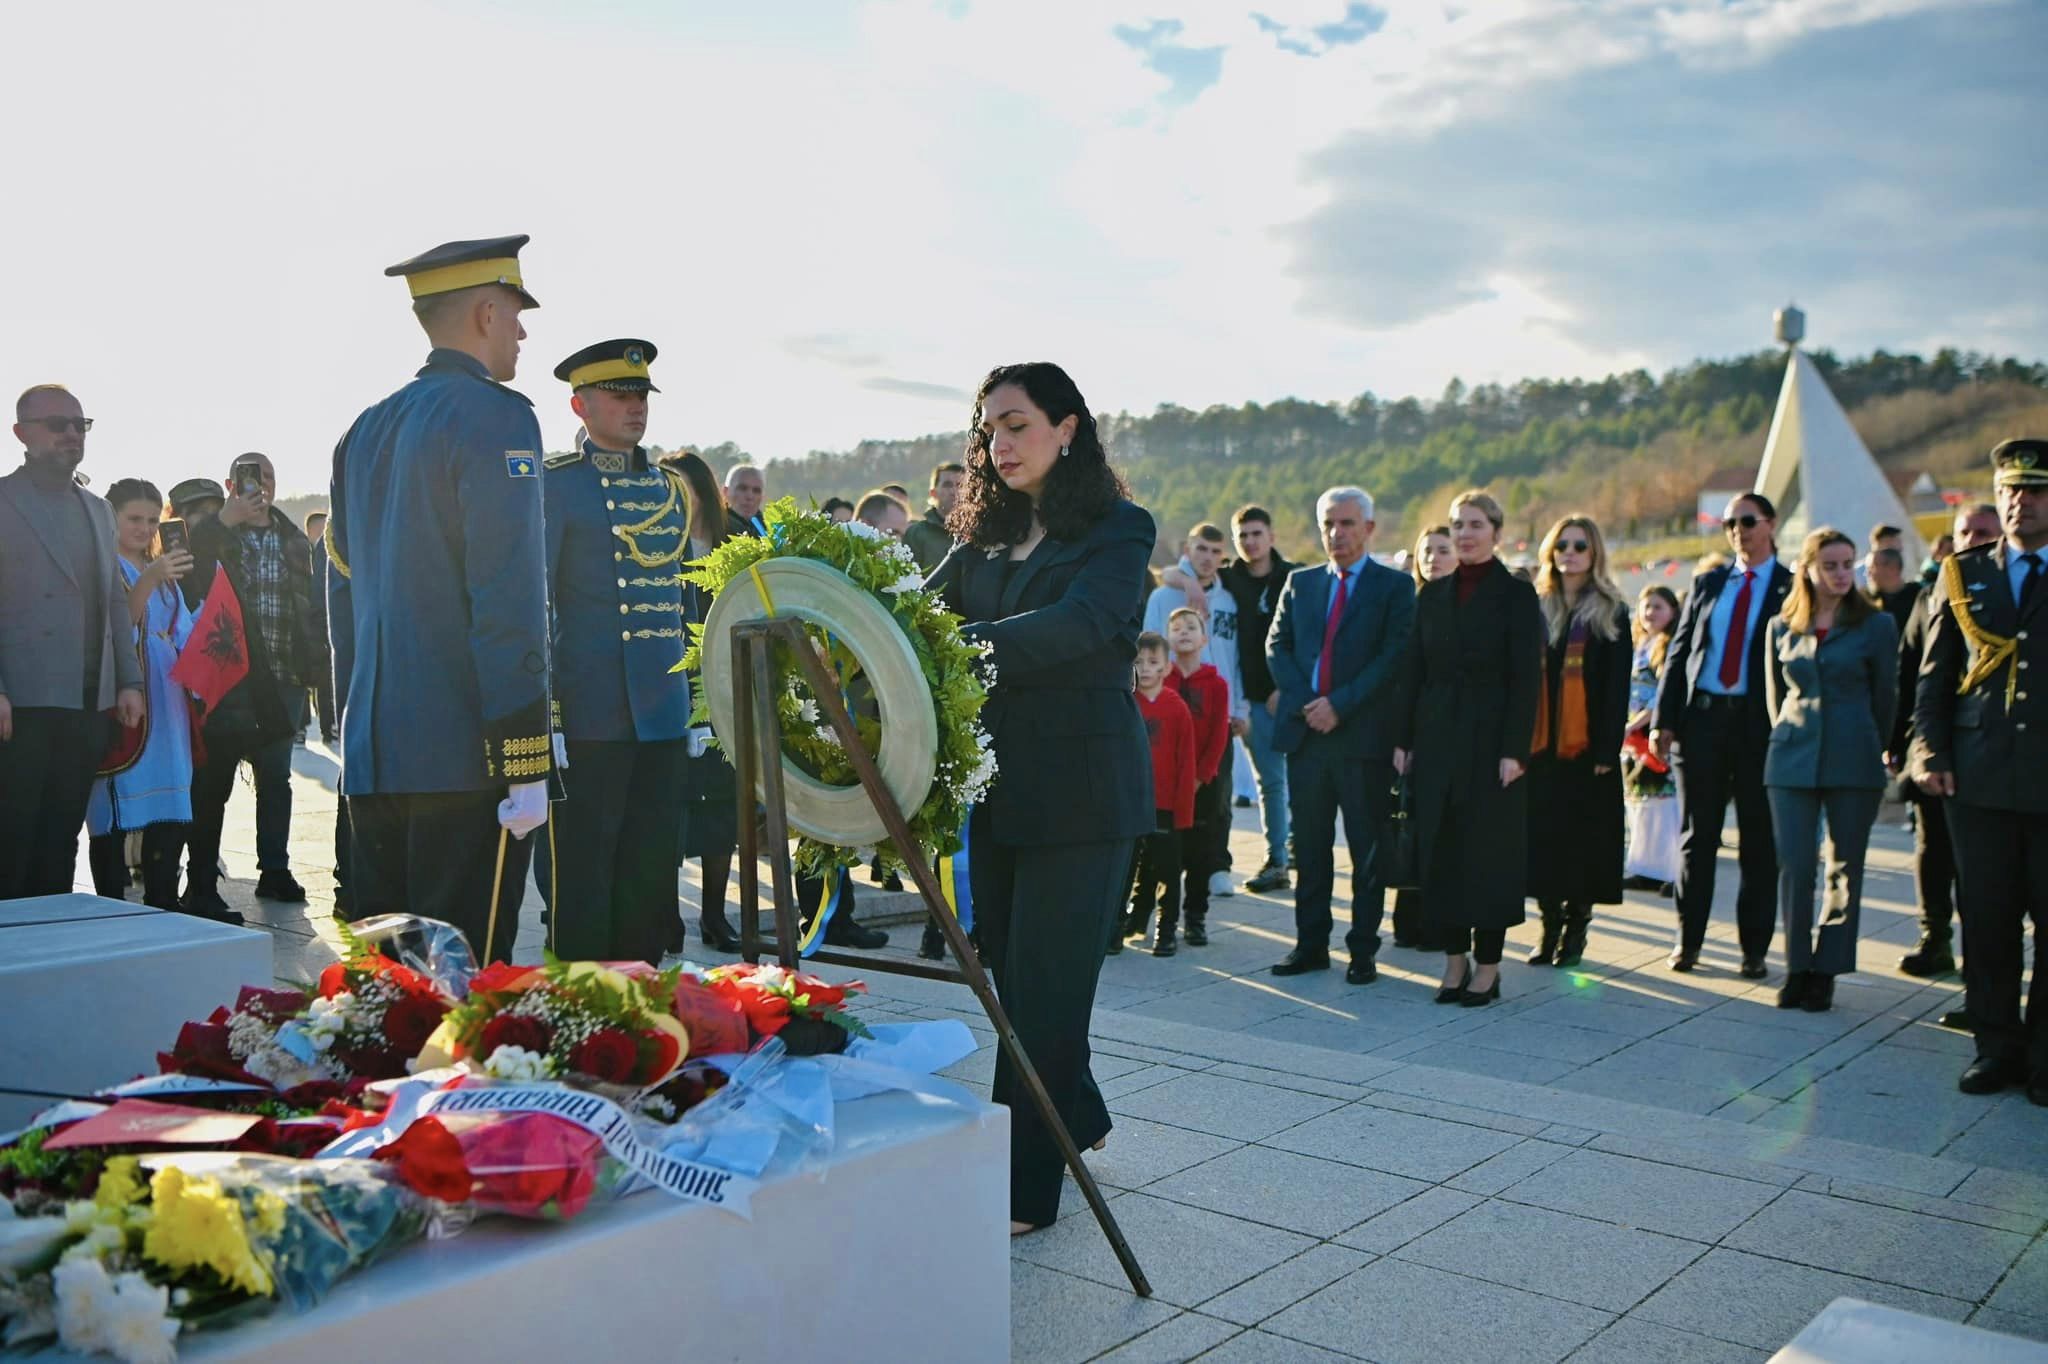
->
[1723,513,1763,531]
[26,416,93,434]
[1555,538,1590,553]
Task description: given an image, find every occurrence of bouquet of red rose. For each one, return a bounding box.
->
[371,1110,624,1221]
[158,985,320,1089]
[279,949,456,1082]
[696,963,870,1056]
[417,959,690,1090]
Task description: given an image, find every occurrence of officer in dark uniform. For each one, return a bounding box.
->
[1913,438,2048,1104]
[531,339,693,962]
[325,235,554,962]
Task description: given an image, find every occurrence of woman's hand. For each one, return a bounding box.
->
[1392,746,1410,775]
[145,549,195,585]
[1499,757,1525,787]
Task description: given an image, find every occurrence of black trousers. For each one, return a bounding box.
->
[969,805,1130,1228]
[1180,770,1230,922]
[1672,701,1777,959]
[533,739,688,965]
[332,798,354,917]
[89,826,187,909]
[1442,925,1508,964]
[1287,741,1391,958]
[1912,794,1959,942]
[1127,813,1182,934]
[0,706,107,899]
[1946,803,2048,1072]
[312,677,336,738]
[349,790,533,964]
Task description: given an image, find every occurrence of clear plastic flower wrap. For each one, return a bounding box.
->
[340,914,479,999]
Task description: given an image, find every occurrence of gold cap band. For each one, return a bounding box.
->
[404,256,526,300]
[566,356,652,388]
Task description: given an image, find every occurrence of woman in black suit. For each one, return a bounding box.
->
[1393,489,1543,1006]
[1525,515,1633,968]
[929,362,1156,1235]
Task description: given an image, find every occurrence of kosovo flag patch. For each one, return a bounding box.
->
[505,452,537,478]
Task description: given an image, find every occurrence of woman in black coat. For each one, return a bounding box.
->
[1525,515,1633,968]
[1393,490,1543,1006]
[928,362,1157,1234]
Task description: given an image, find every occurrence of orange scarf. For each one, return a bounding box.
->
[1532,616,1590,760]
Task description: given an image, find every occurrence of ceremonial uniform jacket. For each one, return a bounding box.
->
[1912,541,2048,814]
[326,348,554,795]
[542,440,691,742]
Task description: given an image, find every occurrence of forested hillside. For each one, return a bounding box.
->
[737,348,2048,561]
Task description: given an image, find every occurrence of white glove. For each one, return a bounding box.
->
[498,781,549,839]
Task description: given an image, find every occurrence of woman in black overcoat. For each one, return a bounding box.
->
[928,362,1156,1234]
[1393,489,1543,1007]
[1524,515,1634,968]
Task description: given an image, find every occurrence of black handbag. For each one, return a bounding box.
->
[1380,772,1421,890]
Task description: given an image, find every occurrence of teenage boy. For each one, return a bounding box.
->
[1162,608,1230,947]
[1121,632,1197,956]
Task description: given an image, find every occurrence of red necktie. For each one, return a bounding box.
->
[1317,569,1350,695]
[1718,570,1755,688]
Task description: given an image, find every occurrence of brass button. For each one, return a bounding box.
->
[621,630,631,641]
[2019,692,2030,702]
[617,577,627,588]
[619,603,629,615]
[613,526,623,537]
[600,477,611,488]
[2021,631,2031,641]
[605,500,615,511]
[613,551,623,562]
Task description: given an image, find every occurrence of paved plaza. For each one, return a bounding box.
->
[138,741,2048,1362]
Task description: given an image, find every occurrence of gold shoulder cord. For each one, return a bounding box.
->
[1942,555,2019,706]
[323,514,351,580]
[617,470,688,569]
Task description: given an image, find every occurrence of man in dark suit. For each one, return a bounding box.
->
[0,383,143,898]
[1914,440,2048,1104]
[1265,487,1416,980]
[1652,491,1792,977]
[723,462,767,538]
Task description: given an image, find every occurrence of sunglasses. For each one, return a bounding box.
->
[27,416,93,434]
[1723,513,1763,531]
[1554,538,1591,553]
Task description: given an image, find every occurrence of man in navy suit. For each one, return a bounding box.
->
[1266,487,1417,980]
[1652,492,1793,976]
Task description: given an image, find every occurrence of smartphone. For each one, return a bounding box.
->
[158,517,189,557]
[232,458,264,500]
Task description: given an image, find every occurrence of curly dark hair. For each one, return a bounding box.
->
[948,362,1129,550]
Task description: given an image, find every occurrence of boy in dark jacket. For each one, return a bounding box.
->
[1122,632,1197,956]
[1163,608,1230,946]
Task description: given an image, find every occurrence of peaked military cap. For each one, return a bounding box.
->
[1991,438,2048,490]
[555,338,660,393]
[167,476,226,512]
[383,234,539,308]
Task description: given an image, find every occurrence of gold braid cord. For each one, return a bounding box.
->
[616,471,690,569]
[323,514,351,580]
[1941,555,2020,707]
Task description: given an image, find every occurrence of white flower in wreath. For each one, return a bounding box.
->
[882,571,925,594]
[796,697,820,724]
[843,519,886,542]
[483,1045,556,1081]
[813,724,841,747]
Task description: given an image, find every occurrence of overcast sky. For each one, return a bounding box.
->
[5,0,2042,496]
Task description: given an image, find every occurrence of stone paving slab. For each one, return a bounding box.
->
[84,746,2044,1363]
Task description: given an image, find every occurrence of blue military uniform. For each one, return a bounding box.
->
[531,338,695,963]
[326,234,551,959]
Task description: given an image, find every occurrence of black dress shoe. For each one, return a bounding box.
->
[1435,962,1472,1005]
[255,871,308,903]
[1776,971,1810,1008]
[1898,939,1956,978]
[2028,1075,2048,1108]
[1800,973,1835,1012]
[177,889,244,927]
[1459,975,1502,1007]
[1152,930,1178,958]
[1939,1009,1972,1031]
[699,915,743,952]
[823,919,889,950]
[1183,918,1210,947]
[1271,949,1330,977]
[1345,958,1377,985]
[1958,1057,2022,1095]
[1739,956,1768,981]
[1668,948,1699,973]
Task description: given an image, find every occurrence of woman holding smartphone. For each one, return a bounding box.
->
[928,362,1155,1235]
[86,479,198,910]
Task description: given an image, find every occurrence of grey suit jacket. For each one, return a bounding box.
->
[0,465,141,709]
[1763,609,1898,790]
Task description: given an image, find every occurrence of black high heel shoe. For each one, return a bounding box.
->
[1459,972,1502,1007]
[1435,961,1472,1005]
[699,913,743,953]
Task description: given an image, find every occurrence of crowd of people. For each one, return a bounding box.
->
[3,233,2042,1235]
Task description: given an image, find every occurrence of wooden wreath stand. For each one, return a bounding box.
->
[727,615,1151,1297]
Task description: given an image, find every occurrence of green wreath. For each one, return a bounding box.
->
[681,497,996,876]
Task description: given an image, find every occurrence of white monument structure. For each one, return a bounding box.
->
[1753,304,1926,566]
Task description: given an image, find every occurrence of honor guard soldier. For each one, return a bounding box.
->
[1913,438,2048,1105]
[534,339,693,962]
[325,235,554,962]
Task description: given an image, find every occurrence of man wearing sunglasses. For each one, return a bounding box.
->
[0,384,144,899]
[1652,492,1791,976]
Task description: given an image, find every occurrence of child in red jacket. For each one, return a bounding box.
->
[1121,632,1197,956]
[1162,607,1230,947]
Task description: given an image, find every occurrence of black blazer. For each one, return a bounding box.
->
[1913,541,2048,814]
[1653,558,1792,742]
[929,499,1157,847]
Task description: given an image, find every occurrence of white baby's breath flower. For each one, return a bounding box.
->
[482,1045,555,1081]
[882,572,925,595]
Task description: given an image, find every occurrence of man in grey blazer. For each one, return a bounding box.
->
[0,384,143,899]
